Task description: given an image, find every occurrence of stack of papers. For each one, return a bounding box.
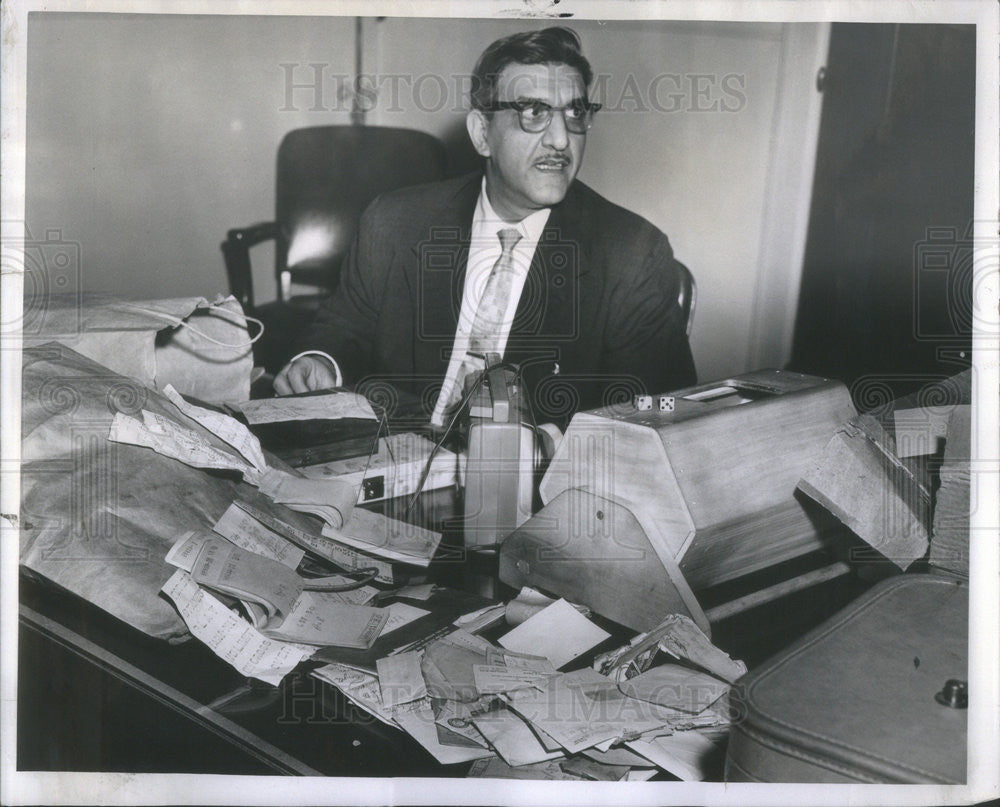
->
[165,530,388,649]
[312,599,740,781]
[108,386,444,570]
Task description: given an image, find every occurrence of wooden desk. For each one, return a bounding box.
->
[17,482,879,775]
[17,486,470,776]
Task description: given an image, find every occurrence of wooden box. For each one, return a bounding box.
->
[499,370,856,632]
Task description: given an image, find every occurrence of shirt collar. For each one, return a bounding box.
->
[473,177,551,245]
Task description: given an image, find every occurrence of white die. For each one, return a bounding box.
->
[635,395,653,411]
[658,396,675,412]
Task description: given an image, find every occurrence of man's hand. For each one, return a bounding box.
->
[273,355,339,395]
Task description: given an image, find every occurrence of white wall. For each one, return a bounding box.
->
[25,13,826,381]
[26,13,356,303]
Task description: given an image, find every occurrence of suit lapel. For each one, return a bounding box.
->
[408,174,480,375]
[508,183,592,361]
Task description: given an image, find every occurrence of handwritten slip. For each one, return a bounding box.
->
[472,657,557,695]
[211,502,305,568]
[618,663,730,714]
[376,651,427,708]
[259,469,357,530]
[162,384,267,473]
[264,591,388,649]
[108,411,254,477]
[233,501,394,584]
[165,530,211,572]
[235,391,377,425]
[323,507,442,567]
[505,669,683,755]
[190,536,303,620]
[312,662,395,727]
[378,602,431,637]
[161,570,313,686]
[498,599,610,669]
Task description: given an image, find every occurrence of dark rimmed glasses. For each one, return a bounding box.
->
[483,99,601,134]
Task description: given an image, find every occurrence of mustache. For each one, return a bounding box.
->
[534,152,571,165]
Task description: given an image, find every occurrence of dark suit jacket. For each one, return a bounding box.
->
[294,171,696,424]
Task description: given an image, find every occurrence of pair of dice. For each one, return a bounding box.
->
[635,395,674,412]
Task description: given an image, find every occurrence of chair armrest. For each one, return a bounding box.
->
[221,221,281,310]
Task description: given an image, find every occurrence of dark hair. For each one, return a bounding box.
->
[470,27,593,111]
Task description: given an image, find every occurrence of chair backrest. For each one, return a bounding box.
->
[676,260,696,337]
[274,125,447,299]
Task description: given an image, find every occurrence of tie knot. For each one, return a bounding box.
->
[498,227,522,253]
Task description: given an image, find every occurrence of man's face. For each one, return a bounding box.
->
[467,62,588,221]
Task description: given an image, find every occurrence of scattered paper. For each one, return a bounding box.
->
[378,601,431,637]
[190,536,302,620]
[165,530,209,572]
[312,662,396,726]
[212,503,305,568]
[618,664,730,714]
[626,730,722,781]
[624,768,660,781]
[260,468,356,530]
[265,591,388,649]
[504,586,590,626]
[466,757,583,780]
[323,507,442,567]
[236,391,377,424]
[505,669,687,755]
[473,664,555,694]
[161,570,313,686]
[453,604,507,634]
[377,651,427,707]
[433,699,497,747]
[304,575,379,606]
[109,411,254,477]
[654,615,747,683]
[420,630,494,702]
[392,700,494,765]
[499,599,610,669]
[233,501,394,584]
[395,583,436,601]
[163,384,267,472]
[470,706,565,767]
[559,755,631,781]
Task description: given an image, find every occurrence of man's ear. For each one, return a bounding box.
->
[466,110,491,158]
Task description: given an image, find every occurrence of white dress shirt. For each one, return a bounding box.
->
[430,179,551,425]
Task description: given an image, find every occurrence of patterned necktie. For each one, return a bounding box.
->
[441,227,522,413]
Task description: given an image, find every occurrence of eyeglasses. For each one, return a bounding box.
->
[483,99,601,134]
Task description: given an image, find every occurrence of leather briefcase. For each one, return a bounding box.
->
[725,573,967,783]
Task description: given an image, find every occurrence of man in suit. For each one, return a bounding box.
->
[274,26,696,426]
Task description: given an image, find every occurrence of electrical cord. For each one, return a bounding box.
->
[404,357,524,516]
